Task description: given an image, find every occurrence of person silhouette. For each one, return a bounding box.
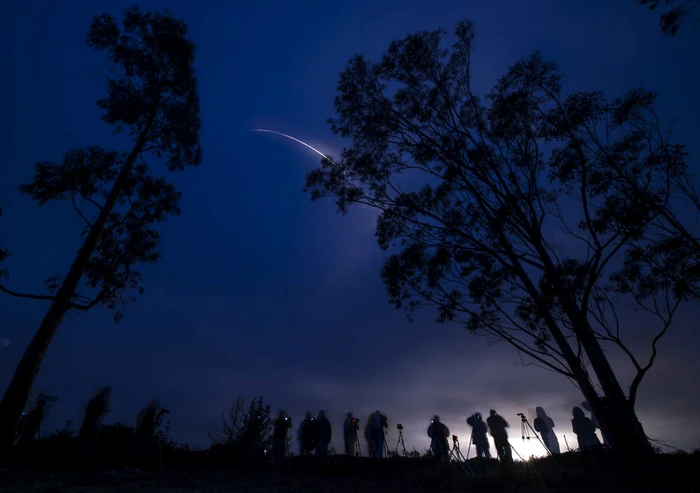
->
[572,406,603,474]
[581,400,611,448]
[369,410,387,458]
[343,412,359,456]
[315,410,332,457]
[534,406,560,455]
[572,406,601,450]
[486,409,512,465]
[427,415,450,461]
[79,386,111,467]
[297,413,312,456]
[302,412,318,455]
[131,399,160,468]
[466,412,491,459]
[364,418,374,457]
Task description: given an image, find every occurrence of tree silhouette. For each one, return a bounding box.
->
[0,7,202,453]
[638,0,700,35]
[305,20,696,459]
[239,397,272,451]
[209,394,246,445]
[209,395,272,451]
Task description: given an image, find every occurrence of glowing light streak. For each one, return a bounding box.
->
[252,128,332,161]
[252,127,362,193]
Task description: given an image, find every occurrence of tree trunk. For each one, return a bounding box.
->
[505,246,612,444]
[508,244,651,459]
[0,126,152,455]
[566,306,654,458]
[523,227,654,459]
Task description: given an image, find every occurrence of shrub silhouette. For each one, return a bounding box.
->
[8,418,205,471]
[208,395,273,468]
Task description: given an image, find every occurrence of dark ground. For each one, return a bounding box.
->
[2,452,699,493]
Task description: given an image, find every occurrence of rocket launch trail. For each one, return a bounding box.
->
[252,128,330,161]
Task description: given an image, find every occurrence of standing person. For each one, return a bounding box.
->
[581,400,611,449]
[427,415,450,461]
[131,399,160,469]
[302,413,318,455]
[466,412,491,459]
[272,410,291,468]
[369,411,388,458]
[364,419,374,457]
[343,413,359,456]
[572,406,602,474]
[534,406,560,455]
[78,386,111,468]
[486,409,512,465]
[297,413,312,456]
[572,406,601,450]
[315,410,332,457]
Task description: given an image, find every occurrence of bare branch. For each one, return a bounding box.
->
[79,192,105,211]
[0,283,55,301]
[71,193,93,227]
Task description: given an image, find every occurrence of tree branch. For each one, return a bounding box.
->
[0,283,55,301]
[79,192,105,211]
[71,293,105,311]
[71,193,93,227]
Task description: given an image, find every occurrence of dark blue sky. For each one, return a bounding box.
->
[2,0,699,454]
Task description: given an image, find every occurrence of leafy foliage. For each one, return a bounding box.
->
[17,148,181,320]
[0,7,202,322]
[638,0,700,35]
[305,20,694,410]
[239,397,272,450]
[86,6,202,169]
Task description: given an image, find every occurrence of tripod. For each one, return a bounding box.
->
[395,426,407,456]
[518,413,551,458]
[347,426,362,457]
[451,435,475,476]
[465,429,473,460]
[440,435,474,478]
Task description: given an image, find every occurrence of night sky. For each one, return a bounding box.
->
[2,0,699,456]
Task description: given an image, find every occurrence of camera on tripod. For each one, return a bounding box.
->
[452,434,458,441]
[517,413,526,419]
[397,423,403,430]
